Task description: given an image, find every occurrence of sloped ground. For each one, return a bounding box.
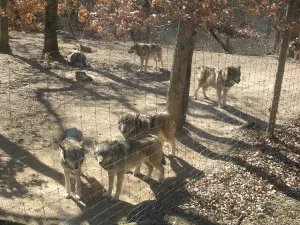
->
[0,31,299,225]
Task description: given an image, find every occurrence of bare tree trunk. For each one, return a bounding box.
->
[43,0,61,59]
[0,0,12,54]
[267,0,297,135]
[209,29,231,53]
[167,18,197,130]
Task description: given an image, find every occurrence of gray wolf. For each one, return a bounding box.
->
[94,134,165,201]
[289,38,300,63]
[194,66,241,108]
[69,50,87,67]
[128,43,163,72]
[118,111,176,155]
[59,128,85,200]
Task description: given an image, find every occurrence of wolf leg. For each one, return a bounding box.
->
[163,122,176,155]
[103,170,114,197]
[112,172,125,201]
[144,58,149,72]
[140,58,144,71]
[194,82,202,100]
[151,161,164,183]
[217,88,223,108]
[153,57,158,70]
[143,161,153,181]
[133,163,141,176]
[63,168,71,198]
[74,169,82,200]
[203,87,209,100]
[222,89,229,106]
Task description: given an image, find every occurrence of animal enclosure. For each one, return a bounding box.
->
[1,30,300,225]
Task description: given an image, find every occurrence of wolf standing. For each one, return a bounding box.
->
[128,43,164,72]
[118,112,176,155]
[194,66,241,108]
[289,37,300,63]
[94,134,165,201]
[59,128,85,200]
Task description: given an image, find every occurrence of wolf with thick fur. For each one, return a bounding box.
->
[194,66,241,108]
[118,111,176,155]
[289,38,300,63]
[128,43,163,72]
[94,134,165,201]
[59,128,85,200]
[69,50,87,67]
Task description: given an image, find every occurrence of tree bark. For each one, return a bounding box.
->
[167,18,197,130]
[43,0,61,59]
[0,0,12,54]
[267,0,297,135]
[209,29,231,53]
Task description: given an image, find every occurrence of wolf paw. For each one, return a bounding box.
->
[218,103,225,108]
[64,192,71,199]
[158,177,164,183]
[75,194,82,200]
[103,192,111,197]
[142,175,150,181]
[111,196,119,201]
[133,171,140,176]
[169,151,176,156]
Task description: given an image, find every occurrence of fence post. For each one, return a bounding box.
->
[267,0,297,135]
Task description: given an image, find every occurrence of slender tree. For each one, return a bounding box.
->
[267,0,297,135]
[43,0,61,59]
[0,0,11,54]
[167,18,197,129]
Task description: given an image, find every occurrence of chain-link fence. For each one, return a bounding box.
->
[0,22,300,225]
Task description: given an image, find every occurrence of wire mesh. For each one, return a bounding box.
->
[1,24,300,225]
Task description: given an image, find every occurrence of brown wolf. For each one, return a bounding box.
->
[59,128,85,200]
[289,38,300,63]
[118,111,176,155]
[128,43,163,72]
[194,66,241,108]
[94,134,165,201]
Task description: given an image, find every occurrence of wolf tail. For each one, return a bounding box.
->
[198,67,210,85]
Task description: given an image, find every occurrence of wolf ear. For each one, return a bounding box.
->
[226,67,231,78]
[59,143,67,160]
[135,113,140,122]
[79,140,84,146]
[93,140,99,149]
[238,66,241,71]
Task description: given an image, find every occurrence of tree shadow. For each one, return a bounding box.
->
[184,122,252,150]
[0,215,60,225]
[65,176,136,225]
[126,156,218,225]
[224,105,268,130]
[176,130,300,201]
[11,53,139,113]
[188,101,243,126]
[135,69,171,83]
[0,135,64,190]
[0,158,27,198]
[85,66,168,97]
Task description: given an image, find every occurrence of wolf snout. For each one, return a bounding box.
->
[235,78,241,83]
[96,155,104,164]
[119,124,127,133]
[70,162,81,170]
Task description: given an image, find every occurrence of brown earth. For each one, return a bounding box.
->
[0,31,300,225]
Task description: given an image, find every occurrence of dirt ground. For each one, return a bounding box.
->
[0,31,300,225]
